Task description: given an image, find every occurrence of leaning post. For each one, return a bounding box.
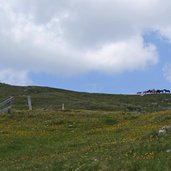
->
[8,99,12,114]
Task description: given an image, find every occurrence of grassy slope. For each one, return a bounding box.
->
[0,110,171,170]
[0,83,171,170]
[1,83,171,112]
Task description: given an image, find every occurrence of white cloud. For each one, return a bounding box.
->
[1,0,171,84]
[85,36,158,73]
[0,69,31,86]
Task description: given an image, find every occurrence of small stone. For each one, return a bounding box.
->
[166,149,171,153]
[68,124,73,128]
[158,129,166,135]
[94,158,98,162]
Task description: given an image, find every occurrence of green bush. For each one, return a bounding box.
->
[104,117,118,125]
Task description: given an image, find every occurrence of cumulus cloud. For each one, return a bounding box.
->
[1,0,171,84]
[0,69,30,85]
[85,36,158,73]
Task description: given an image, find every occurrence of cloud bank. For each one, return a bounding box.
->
[1,0,171,84]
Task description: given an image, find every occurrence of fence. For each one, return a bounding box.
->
[0,97,13,114]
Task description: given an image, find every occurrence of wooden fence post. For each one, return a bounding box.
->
[0,97,13,115]
[62,104,65,111]
[27,96,32,111]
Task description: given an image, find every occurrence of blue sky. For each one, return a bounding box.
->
[1,0,171,94]
[30,32,171,94]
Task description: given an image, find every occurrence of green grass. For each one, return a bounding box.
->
[1,83,171,112]
[0,109,170,170]
[0,83,171,170]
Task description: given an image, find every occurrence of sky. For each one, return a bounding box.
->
[1,0,171,94]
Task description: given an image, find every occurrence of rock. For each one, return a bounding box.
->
[158,129,166,135]
[166,149,171,153]
[162,126,171,132]
[68,124,73,128]
[159,125,171,135]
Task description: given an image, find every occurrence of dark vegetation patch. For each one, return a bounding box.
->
[104,117,118,125]
[151,115,171,123]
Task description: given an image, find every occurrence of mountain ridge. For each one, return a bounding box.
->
[0,83,171,112]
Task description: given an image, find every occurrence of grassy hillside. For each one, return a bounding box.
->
[0,109,171,170]
[1,83,171,112]
[0,83,171,170]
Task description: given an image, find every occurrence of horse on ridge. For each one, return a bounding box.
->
[163,89,171,94]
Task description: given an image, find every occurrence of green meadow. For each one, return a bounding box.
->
[0,84,171,170]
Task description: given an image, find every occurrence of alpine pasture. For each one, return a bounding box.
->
[0,83,171,171]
